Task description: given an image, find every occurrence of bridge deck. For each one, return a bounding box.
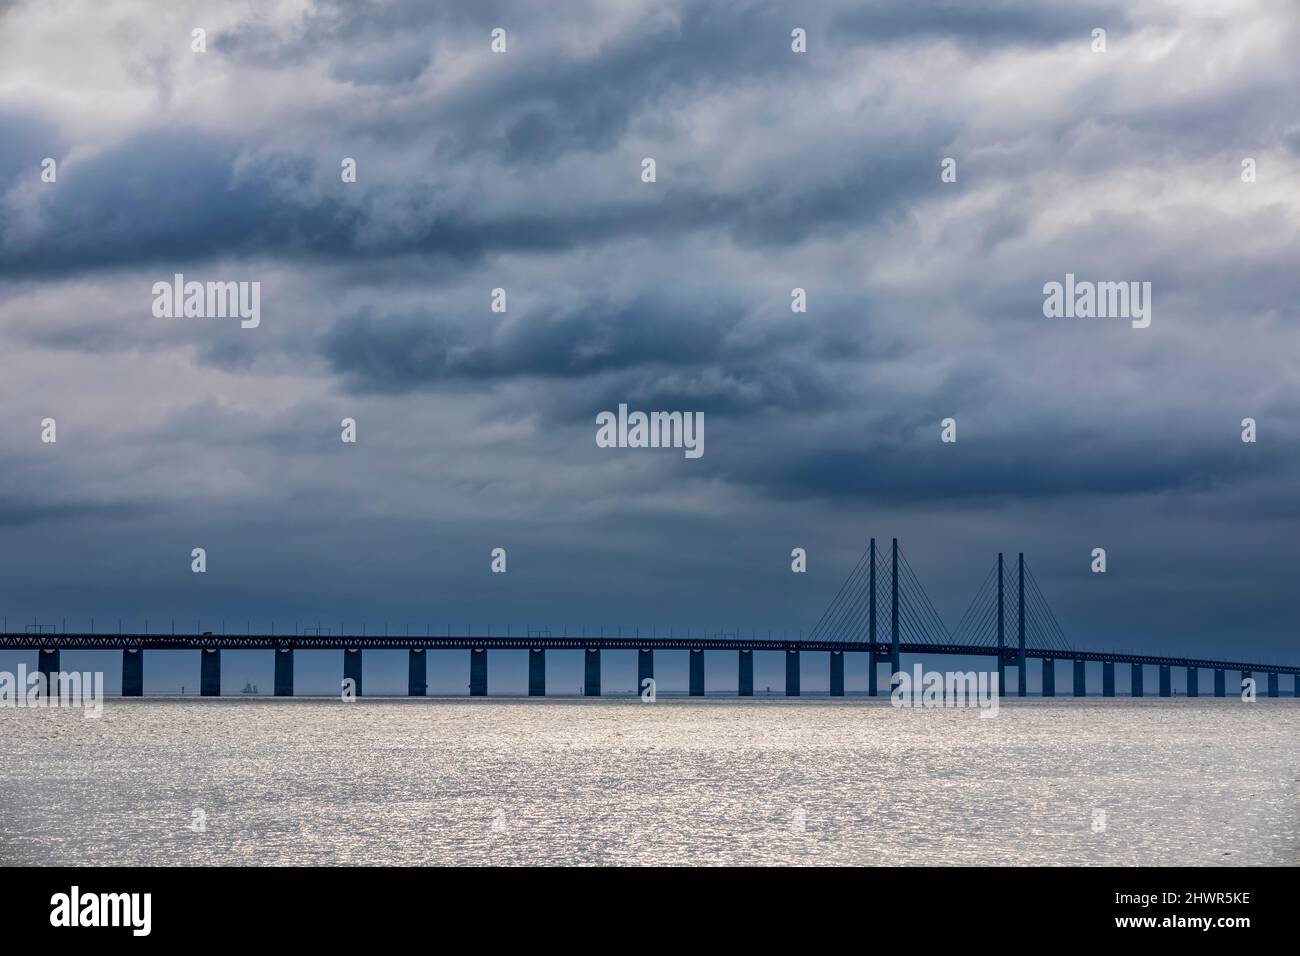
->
[2,634,1296,675]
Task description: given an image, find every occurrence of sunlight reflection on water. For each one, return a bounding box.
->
[2,698,1297,865]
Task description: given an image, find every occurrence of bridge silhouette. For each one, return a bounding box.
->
[4,538,1298,699]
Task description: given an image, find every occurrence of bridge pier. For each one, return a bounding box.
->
[1267,672,1279,698]
[1158,665,1171,698]
[1131,663,1143,697]
[530,649,546,697]
[584,649,600,696]
[1073,659,1086,697]
[1019,656,1028,698]
[275,648,295,697]
[829,651,844,697]
[689,649,705,697]
[738,650,753,697]
[869,539,880,697]
[1103,661,1115,697]
[1017,553,1026,698]
[891,538,901,679]
[201,648,221,696]
[785,649,800,697]
[122,648,143,697]
[996,655,1004,698]
[343,648,362,697]
[637,649,653,698]
[37,649,59,698]
[1186,667,1198,698]
[407,648,425,697]
[1296,674,1300,699]
[1214,668,1226,697]
[469,649,487,696]
[1041,658,1055,697]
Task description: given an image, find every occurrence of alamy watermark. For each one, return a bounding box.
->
[50,886,150,936]
[152,273,261,328]
[0,666,104,717]
[596,403,704,459]
[1043,273,1151,329]
[890,665,999,717]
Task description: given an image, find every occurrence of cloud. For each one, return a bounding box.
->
[1,0,1298,661]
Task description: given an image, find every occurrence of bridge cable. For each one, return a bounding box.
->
[954,567,1001,648]
[950,561,998,646]
[1026,567,1071,653]
[897,550,952,644]
[962,574,1002,648]
[806,544,874,642]
[818,548,877,644]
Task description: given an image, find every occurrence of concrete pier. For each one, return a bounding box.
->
[37,649,59,698]
[1041,658,1055,697]
[584,649,600,696]
[275,648,295,697]
[785,649,800,697]
[891,538,901,677]
[343,648,362,697]
[407,648,425,697]
[1267,672,1279,698]
[829,651,844,697]
[996,552,1005,698]
[1131,663,1143,697]
[122,648,143,697]
[469,649,487,696]
[1159,664,1171,698]
[1073,659,1086,697]
[1017,553,1026,698]
[201,648,221,697]
[1214,668,1226,697]
[868,539,879,696]
[1186,667,1198,698]
[689,649,705,697]
[738,650,753,697]
[529,649,546,697]
[637,649,653,697]
[1103,661,1115,698]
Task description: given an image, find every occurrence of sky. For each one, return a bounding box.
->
[1,0,1299,692]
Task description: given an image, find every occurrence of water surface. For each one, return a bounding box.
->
[1,698,1296,865]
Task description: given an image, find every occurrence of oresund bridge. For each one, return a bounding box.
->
[3,539,1297,699]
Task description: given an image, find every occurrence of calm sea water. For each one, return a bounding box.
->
[1,698,1297,866]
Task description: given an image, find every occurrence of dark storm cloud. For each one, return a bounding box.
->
[215,0,518,71]
[0,110,63,181]
[1,0,1097,276]
[0,136,939,278]
[829,0,1143,46]
[754,426,1300,504]
[0,0,1235,279]
[323,295,736,387]
[320,291,843,422]
[3,0,1300,662]
[0,130,359,275]
[0,496,148,528]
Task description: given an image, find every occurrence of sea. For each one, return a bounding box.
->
[1,698,1297,865]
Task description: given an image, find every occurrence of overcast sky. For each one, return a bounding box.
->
[2,0,1299,678]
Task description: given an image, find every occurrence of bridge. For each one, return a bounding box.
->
[4,539,1297,699]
